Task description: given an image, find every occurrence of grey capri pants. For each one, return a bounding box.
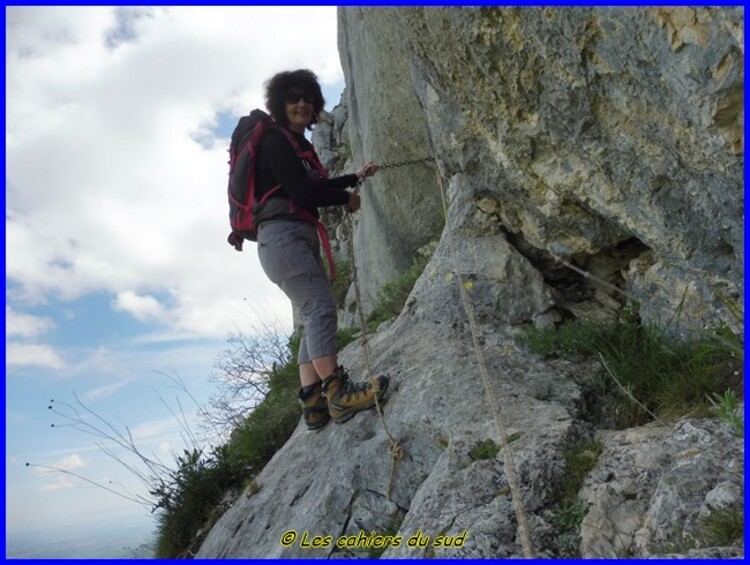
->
[257,219,338,365]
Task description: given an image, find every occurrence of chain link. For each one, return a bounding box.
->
[378,156,435,171]
[354,156,434,188]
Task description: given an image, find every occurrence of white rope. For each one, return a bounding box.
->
[344,204,403,502]
[434,167,535,558]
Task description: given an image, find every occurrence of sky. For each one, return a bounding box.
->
[5,6,346,557]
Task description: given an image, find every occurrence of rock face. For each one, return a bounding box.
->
[197,7,743,559]
[333,8,446,316]
[330,6,743,333]
[579,418,744,558]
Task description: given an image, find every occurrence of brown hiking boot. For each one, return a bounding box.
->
[321,366,389,424]
[298,381,330,431]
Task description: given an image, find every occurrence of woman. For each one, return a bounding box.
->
[255,69,389,430]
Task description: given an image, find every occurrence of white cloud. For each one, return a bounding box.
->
[80,379,132,403]
[52,453,87,472]
[6,343,67,369]
[34,453,88,491]
[160,441,173,456]
[6,306,56,338]
[6,6,343,338]
[6,7,343,542]
[131,415,189,442]
[113,291,166,322]
[39,475,77,492]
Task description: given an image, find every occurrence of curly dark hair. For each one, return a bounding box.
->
[264,69,325,130]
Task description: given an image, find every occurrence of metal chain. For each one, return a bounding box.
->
[378,156,435,171]
[353,156,433,188]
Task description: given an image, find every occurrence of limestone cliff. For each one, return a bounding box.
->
[197,7,743,558]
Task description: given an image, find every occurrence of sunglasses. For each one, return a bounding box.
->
[285,91,314,104]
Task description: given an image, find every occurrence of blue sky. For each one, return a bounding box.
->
[5,6,345,557]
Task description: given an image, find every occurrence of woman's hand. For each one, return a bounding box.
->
[345,191,361,213]
[356,160,379,181]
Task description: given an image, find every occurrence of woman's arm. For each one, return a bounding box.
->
[261,130,354,208]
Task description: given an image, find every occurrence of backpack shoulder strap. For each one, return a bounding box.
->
[270,124,303,153]
[271,126,328,179]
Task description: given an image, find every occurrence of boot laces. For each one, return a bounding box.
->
[338,371,371,398]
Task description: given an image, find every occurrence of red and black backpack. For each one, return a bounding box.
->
[226,109,328,251]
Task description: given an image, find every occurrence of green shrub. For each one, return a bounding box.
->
[361,513,405,559]
[155,322,392,560]
[330,258,352,308]
[559,441,603,500]
[228,335,301,469]
[228,381,299,469]
[154,334,305,557]
[335,327,359,350]
[367,255,429,328]
[152,444,247,557]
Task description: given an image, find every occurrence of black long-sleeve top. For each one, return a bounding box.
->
[255,127,359,221]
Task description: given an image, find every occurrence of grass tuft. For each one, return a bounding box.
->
[548,441,603,557]
[470,439,500,461]
[518,303,743,428]
[697,507,744,547]
[707,390,744,438]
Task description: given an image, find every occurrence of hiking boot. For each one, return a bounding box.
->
[298,381,330,431]
[321,366,389,424]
